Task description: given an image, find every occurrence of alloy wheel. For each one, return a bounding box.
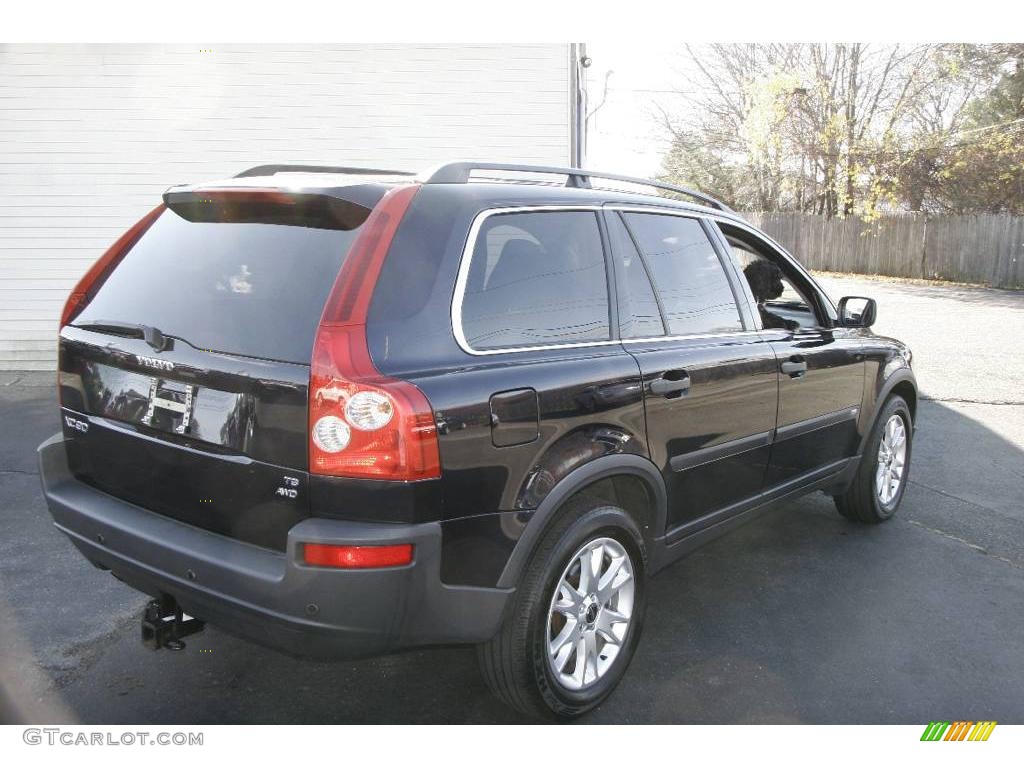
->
[545,537,635,691]
[875,413,908,506]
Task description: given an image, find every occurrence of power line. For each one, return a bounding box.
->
[604,87,683,95]
[950,116,1024,138]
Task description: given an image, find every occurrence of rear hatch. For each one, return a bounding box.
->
[58,182,385,550]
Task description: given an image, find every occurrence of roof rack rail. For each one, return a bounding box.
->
[420,162,732,212]
[235,163,416,178]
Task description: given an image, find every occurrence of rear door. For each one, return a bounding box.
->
[607,209,778,535]
[58,188,379,550]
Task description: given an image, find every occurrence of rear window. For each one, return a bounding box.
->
[72,204,370,364]
[460,211,610,351]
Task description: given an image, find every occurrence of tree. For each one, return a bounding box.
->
[907,45,1024,214]
[658,44,1022,216]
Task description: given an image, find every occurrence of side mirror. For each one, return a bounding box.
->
[837,296,877,328]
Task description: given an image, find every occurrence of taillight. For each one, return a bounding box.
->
[60,204,165,328]
[309,184,441,481]
[302,542,414,569]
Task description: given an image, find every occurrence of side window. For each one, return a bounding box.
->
[607,212,665,339]
[717,223,824,330]
[727,239,810,308]
[622,213,743,336]
[461,211,610,350]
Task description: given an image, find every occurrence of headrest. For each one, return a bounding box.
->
[487,239,546,289]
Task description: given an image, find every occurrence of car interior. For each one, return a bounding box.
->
[721,229,822,331]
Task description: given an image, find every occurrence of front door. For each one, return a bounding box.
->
[606,209,778,534]
[713,221,866,487]
[763,329,866,485]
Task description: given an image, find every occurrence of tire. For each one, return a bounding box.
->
[835,395,913,523]
[477,500,647,720]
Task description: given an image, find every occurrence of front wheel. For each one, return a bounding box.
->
[477,501,647,719]
[835,395,913,523]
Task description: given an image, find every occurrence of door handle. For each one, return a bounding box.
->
[649,371,691,397]
[781,357,808,377]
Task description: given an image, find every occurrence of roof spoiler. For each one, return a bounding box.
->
[235,163,415,178]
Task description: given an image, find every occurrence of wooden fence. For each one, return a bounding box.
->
[741,212,1024,289]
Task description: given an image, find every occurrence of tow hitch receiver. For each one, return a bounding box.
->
[141,595,205,650]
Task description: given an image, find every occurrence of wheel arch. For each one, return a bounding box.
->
[858,368,917,457]
[890,378,917,423]
[496,454,667,590]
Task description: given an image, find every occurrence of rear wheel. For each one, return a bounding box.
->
[478,501,647,719]
[835,395,913,523]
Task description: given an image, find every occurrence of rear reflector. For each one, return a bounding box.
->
[302,543,414,569]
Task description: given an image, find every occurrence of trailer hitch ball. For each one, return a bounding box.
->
[141,596,205,651]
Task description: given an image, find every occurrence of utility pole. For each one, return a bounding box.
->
[571,44,591,167]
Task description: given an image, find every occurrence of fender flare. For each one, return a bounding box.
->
[857,368,917,456]
[495,454,667,589]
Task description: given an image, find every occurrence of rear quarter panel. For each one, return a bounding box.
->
[366,186,651,585]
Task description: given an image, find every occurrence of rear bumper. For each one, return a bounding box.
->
[38,433,510,659]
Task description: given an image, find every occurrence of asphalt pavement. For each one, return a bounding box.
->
[1,274,1022,724]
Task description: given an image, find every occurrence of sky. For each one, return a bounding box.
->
[582,43,691,177]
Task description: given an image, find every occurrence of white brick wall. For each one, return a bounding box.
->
[0,44,572,369]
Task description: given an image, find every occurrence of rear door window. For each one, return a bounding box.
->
[607,212,666,339]
[72,202,370,364]
[621,212,743,336]
[460,211,610,351]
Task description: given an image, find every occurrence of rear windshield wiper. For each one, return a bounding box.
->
[73,320,169,352]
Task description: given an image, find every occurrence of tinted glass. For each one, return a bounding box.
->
[461,211,610,350]
[623,213,742,336]
[74,208,367,363]
[607,213,665,338]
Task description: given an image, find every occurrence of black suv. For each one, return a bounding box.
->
[39,162,916,719]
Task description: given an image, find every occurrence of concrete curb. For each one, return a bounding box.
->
[0,372,54,387]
